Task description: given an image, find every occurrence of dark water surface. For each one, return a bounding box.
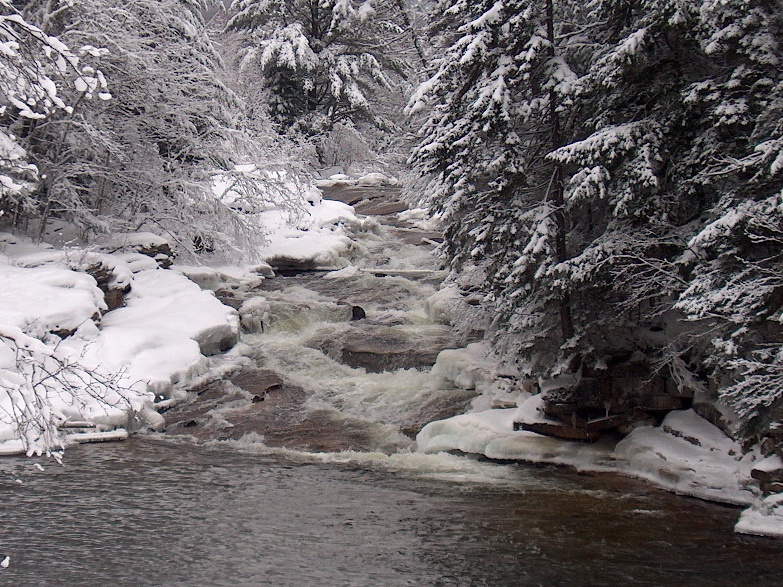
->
[0,438,781,586]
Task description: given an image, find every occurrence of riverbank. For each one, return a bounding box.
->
[0,181,370,456]
[415,342,783,538]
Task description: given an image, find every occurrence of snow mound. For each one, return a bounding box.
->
[258,198,376,270]
[736,494,783,538]
[99,269,239,357]
[615,409,757,504]
[0,265,105,338]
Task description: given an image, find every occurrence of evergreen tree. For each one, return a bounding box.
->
[674,0,783,438]
[228,0,410,135]
[412,0,783,439]
[408,0,589,374]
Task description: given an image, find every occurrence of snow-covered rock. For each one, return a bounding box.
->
[736,494,783,538]
[100,269,240,357]
[615,409,757,504]
[432,344,495,390]
[0,264,105,338]
[258,198,376,270]
[95,232,174,268]
[239,297,270,334]
[416,408,616,467]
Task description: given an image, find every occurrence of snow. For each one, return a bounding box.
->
[0,231,242,455]
[416,344,781,534]
[397,208,441,232]
[418,405,760,504]
[95,269,239,357]
[614,409,757,505]
[736,494,783,538]
[315,172,398,189]
[0,264,104,338]
[257,197,378,269]
[432,343,496,391]
[416,408,617,468]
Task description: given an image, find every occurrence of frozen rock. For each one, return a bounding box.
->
[614,409,757,504]
[735,493,783,538]
[239,297,270,334]
[357,172,392,186]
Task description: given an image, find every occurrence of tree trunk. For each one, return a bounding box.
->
[546,0,574,342]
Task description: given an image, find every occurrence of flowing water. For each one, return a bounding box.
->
[2,189,783,585]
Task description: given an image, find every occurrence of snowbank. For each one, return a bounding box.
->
[0,264,104,337]
[614,409,757,504]
[0,231,241,455]
[257,198,378,270]
[417,344,782,535]
[736,494,783,538]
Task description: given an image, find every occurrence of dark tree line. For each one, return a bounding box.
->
[408,0,783,440]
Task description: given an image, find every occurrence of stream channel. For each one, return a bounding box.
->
[2,187,783,585]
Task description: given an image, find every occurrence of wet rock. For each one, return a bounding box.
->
[230,369,284,395]
[539,355,692,439]
[515,420,601,442]
[355,200,409,216]
[351,305,366,321]
[265,257,322,275]
[307,324,458,373]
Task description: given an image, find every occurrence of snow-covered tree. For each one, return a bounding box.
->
[673,0,783,438]
[411,0,783,440]
[0,0,106,223]
[408,0,586,373]
[10,0,298,257]
[228,0,411,134]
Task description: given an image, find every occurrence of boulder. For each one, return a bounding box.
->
[752,455,783,494]
[195,323,239,356]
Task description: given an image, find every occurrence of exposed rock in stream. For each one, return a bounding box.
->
[166,185,475,453]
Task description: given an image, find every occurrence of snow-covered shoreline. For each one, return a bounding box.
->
[0,189,372,457]
[416,343,783,538]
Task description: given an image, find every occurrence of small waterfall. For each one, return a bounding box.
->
[165,188,476,455]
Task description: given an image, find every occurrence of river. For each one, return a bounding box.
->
[1,439,782,586]
[1,187,782,585]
